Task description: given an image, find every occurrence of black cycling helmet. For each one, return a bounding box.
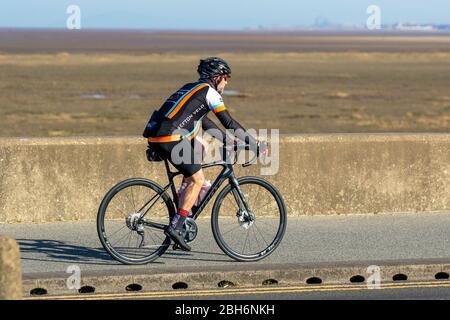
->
[197,57,231,80]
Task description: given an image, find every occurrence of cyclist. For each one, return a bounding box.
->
[143,57,262,251]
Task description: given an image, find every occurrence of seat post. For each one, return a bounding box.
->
[164,159,175,180]
[163,159,171,174]
[163,159,181,208]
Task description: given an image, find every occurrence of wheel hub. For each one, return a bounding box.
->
[125,213,144,233]
[236,209,255,230]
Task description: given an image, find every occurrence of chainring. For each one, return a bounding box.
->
[183,218,198,243]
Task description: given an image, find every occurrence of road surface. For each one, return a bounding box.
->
[1,212,449,275]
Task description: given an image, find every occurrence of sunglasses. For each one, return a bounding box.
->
[222,74,230,80]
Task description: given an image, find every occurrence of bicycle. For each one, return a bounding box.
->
[97,142,287,264]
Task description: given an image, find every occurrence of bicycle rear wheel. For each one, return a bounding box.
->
[211,176,287,262]
[97,178,174,265]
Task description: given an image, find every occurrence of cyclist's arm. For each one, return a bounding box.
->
[202,116,227,142]
[206,86,258,149]
[214,109,258,149]
[202,116,243,147]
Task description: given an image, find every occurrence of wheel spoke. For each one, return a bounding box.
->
[250,224,260,252]
[251,200,276,216]
[220,223,241,237]
[130,186,137,212]
[127,231,133,248]
[110,203,128,218]
[124,190,135,213]
[144,225,166,243]
[253,221,270,247]
[111,230,133,247]
[248,227,253,253]
[99,180,174,264]
[105,225,127,240]
[251,187,261,211]
[144,227,157,244]
[241,229,250,255]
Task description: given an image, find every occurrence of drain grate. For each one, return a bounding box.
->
[126,283,143,292]
[218,280,236,288]
[262,279,279,286]
[172,282,188,290]
[435,272,449,280]
[306,277,322,285]
[78,286,95,294]
[30,288,47,296]
[392,274,408,281]
[350,275,365,283]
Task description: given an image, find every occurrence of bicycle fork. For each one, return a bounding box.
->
[229,176,255,229]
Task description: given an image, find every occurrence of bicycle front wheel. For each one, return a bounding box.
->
[97,178,174,265]
[211,176,287,262]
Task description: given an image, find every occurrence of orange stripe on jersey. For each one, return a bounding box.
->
[213,105,227,114]
[167,84,208,119]
[147,135,182,143]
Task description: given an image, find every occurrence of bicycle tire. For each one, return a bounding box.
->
[97,178,174,265]
[211,176,287,262]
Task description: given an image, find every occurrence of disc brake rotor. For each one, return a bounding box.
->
[236,210,255,230]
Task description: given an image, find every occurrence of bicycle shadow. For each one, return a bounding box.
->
[17,239,124,266]
[16,239,232,266]
[162,249,233,263]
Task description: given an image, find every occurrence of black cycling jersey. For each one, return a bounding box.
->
[143,80,256,146]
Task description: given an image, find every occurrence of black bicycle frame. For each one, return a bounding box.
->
[163,153,250,220]
[140,146,251,231]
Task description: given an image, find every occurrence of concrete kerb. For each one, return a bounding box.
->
[0,235,23,300]
[23,260,450,298]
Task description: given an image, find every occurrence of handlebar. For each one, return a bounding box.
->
[224,142,250,152]
[223,141,265,167]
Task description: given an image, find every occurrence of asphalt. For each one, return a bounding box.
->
[1,211,449,276]
[27,282,450,300]
[250,286,450,300]
[116,284,450,300]
[163,286,450,300]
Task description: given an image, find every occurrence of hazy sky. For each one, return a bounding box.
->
[1,0,449,29]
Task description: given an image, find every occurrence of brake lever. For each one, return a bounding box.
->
[242,151,258,167]
[237,141,259,167]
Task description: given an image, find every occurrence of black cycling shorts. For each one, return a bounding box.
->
[150,139,203,178]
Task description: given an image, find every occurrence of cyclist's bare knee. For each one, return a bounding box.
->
[186,170,205,187]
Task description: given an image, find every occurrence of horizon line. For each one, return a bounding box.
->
[1,26,450,35]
